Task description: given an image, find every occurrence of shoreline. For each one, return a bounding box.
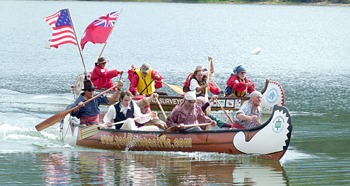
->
[116,0,350,6]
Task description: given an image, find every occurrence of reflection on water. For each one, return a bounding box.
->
[33,151,288,185]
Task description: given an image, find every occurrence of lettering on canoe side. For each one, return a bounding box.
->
[100,133,192,150]
[153,98,184,105]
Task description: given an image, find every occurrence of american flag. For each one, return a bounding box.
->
[93,11,119,27]
[44,9,77,48]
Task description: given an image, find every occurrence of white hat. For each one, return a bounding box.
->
[184,91,196,101]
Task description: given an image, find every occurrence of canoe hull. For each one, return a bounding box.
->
[63,105,292,161]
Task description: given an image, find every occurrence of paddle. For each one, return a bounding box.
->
[215,98,235,124]
[81,114,153,139]
[158,123,211,137]
[118,71,123,81]
[205,56,213,99]
[210,76,224,96]
[162,81,183,95]
[155,97,167,120]
[35,85,117,132]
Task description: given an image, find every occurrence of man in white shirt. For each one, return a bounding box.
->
[103,90,158,131]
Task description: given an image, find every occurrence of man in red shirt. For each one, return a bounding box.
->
[91,57,123,90]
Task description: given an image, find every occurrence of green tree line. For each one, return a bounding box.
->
[121,0,350,4]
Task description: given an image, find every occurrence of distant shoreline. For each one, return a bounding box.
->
[114,0,350,6]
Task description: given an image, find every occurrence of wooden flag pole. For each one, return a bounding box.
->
[67,8,87,73]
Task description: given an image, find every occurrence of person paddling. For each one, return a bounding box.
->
[166,91,217,132]
[68,78,123,125]
[91,57,123,90]
[129,63,163,96]
[225,65,255,98]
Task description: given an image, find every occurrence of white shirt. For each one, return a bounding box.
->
[189,71,213,95]
[103,101,151,124]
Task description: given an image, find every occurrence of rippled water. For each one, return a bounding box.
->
[0,1,350,185]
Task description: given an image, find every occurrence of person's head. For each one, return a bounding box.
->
[193,68,204,81]
[250,91,263,107]
[134,95,151,114]
[96,57,109,67]
[196,96,206,107]
[233,65,246,80]
[140,63,150,76]
[183,91,197,109]
[119,91,133,107]
[81,79,95,98]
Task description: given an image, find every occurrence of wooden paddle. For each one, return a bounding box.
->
[158,123,211,137]
[35,85,117,132]
[155,97,167,120]
[162,81,183,95]
[210,76,224,96]
[81,114,153,139]
[215,98,235,124]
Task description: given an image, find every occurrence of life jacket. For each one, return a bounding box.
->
[183,73,193,92]
[183,74,207,96]
[235,78,248,97]
[113,102,135,129]
[135,68,155,95]
[225,74,248,97]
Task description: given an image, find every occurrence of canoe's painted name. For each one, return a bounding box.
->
[100,133,192,149]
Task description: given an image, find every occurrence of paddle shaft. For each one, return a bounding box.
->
[35,85,117,132]
[209,76,222,92]
[98,113,152,128]
[159,123,211,137]
[155,97,167,120]
[215,98,235,124]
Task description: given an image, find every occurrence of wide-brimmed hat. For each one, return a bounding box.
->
[95,57,109,64]
[141,63,150,73]
[81,79,95,91]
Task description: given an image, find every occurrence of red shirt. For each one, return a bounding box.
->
[91,65,121,89]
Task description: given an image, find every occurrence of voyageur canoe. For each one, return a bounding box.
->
[60,105,292,161]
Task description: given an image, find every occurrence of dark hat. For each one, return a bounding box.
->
[141,63,150,73]
[96,57,109,64]
[233,65,246,74]
[81,79,95,91]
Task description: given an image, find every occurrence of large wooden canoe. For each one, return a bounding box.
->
[61,105,292,161]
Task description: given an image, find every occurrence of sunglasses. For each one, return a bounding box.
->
[187,100,196,103]
[85,89,95,92]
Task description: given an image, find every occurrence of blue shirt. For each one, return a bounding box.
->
[68,93,109,118]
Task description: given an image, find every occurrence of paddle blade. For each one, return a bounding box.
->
[163,82,183,95]
[35,110,70,131]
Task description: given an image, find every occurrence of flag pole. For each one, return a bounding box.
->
[67,8,87,74]
[98,9,122,59]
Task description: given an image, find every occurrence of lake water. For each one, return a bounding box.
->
[1,1,350,185]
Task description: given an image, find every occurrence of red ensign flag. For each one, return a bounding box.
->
[80,11,120,51]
